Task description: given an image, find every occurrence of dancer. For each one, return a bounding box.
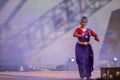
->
[73,16,99,80]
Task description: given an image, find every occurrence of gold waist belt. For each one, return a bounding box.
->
[78,41,89,46]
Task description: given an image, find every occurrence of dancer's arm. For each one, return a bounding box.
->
[90,29,99,42]
[73,28,83,38]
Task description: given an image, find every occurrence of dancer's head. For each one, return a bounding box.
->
[80,16,88,28]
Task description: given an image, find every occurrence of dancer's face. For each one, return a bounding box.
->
[80,19,88,28]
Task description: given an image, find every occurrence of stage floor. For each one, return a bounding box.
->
[0,70,100,80]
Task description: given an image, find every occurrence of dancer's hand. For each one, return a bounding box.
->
[94,37,99,42]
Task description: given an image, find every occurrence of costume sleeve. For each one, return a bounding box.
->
[90,29,97,37]
[73,28,83,35]
[90,29,99,41]
[73,28,79,34]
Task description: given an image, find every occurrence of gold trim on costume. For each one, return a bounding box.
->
[78,41,89,46]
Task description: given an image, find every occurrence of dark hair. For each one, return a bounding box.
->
[81,16,88,21]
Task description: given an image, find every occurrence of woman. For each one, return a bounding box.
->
[73,16,99,80]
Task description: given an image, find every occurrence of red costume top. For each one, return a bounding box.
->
[74,28,99,41]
